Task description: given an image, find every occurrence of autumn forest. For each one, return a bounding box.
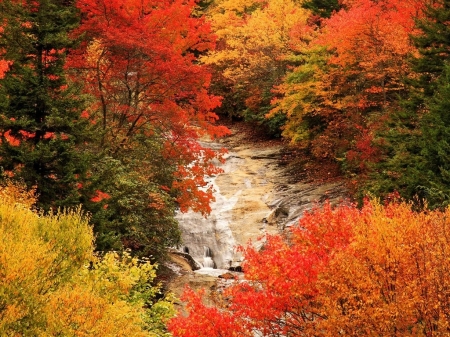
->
[1,0,450,335]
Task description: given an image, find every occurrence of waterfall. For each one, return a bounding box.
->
[204,246,212,258]
[175,137,348,276]
[203,246,215,269]
[176,145,241,270]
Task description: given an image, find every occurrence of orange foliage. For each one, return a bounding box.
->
[317,0,425,111]
[272,0,426,170]
[169,199,450,336]
[0,60,10,79]
[90,190,111,203]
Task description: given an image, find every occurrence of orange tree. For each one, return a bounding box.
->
[169,198,450,336]
[271,0,425,174]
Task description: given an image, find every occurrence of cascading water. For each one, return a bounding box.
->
[175,148,242,271]
[175,136,347,276]
[203,246,215,269]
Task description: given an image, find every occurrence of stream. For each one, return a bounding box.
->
[174,128,347,276]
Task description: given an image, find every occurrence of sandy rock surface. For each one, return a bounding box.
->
[165,122,348,301]
[176,123,347,270]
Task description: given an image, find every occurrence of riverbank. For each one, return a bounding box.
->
[163,119,348,304]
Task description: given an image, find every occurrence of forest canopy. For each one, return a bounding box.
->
[3,0,450,334]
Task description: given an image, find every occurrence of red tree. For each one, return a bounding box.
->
[316,0,424,171]
[168,202,357,336]
[69,0,230,214]
[169,199,450,336]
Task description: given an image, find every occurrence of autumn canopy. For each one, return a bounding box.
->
[2,0,450,334]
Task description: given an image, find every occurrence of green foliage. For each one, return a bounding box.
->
[86,151,181,261]
[409,0,450,99]
[415,62,450,207]
[270,47,331,147]
[362,123,425,205]
[365,0,450,209]
[0,183,174,336]
[301,0,342,19]
[243,88,287,138]
[0,0,93,210]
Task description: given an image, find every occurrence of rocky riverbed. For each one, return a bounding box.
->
[164,122,348,302]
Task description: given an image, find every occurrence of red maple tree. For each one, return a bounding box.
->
[68,0,230,214]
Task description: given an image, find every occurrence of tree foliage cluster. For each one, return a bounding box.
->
[0,0,230,260]
[2,0,449,264]
[204,0,450,209]
[169,199,450,336]
[0,182,174,336]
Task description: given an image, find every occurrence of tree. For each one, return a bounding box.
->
[272,0,424,174]
[67,0,230,256]
[86,154,182,259]
[364,0,450,207]
[301,0,342,19]
[0,182,175,336]
[409,0,450,99]
[316,200,450,336]
[169,199,450,336]
[368,61,450,208]
[0,0,92,210]
[417,62,450,206]
[202,0,310,134]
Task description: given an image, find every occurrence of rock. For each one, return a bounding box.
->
[229,265,243,272]
[218,272,236,280]
[265,206,289,226]
[168,249,201,271]
[170,122,348,298]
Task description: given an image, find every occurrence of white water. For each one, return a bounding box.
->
[176,150,244,270]
[176,137,347,274]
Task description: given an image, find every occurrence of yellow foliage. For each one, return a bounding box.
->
[203,0,309,98]
[316,201,450,336]
[0,182,174,336]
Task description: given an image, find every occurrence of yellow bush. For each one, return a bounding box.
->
[0,183,173,336]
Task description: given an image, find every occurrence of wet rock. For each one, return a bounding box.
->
[175,125,348,272]
[168,249,201,271]
[218,272,236,280]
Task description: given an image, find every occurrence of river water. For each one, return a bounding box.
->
[175,131,347,273]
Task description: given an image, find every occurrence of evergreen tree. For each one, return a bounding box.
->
[365,0,450,208]
[0,0,91,210]
[416,62,450,206]
[301,0,342,19]
[409,0,450,99]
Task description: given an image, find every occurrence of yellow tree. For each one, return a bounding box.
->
[203,0,310,131]
[0,183,174,336]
